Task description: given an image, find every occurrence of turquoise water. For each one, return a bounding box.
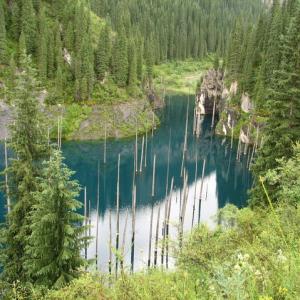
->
[0,95,252,271]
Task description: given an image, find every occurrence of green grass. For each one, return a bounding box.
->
[153,56,214,95]
[48,104,92,140]
[31,202,299,300]
[3,188,300,299]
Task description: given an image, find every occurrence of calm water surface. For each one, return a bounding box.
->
[0,95,252,271]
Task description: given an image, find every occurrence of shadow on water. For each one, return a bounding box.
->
[0,94,252,270]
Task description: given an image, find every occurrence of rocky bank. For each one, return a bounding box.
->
[195,69,264,146]
[0,90,164,141]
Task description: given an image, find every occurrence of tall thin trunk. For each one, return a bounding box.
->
[139,136,144,173]
[198,160,206,224]
[115,154,121,278]
[131,184,136,273]
[154,206,161,267]
[95,161,100,269]
[4,138,10,213]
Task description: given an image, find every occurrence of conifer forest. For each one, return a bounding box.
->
[0,0,300,299]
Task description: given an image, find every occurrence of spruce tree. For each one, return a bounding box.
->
[0,0,7,64]
[226,21,243,81]
[18,31,27,64]
[95,24,111,81]
[1,51,48,283]
[37,5,48,81]
[112,25,128,87]
[21,0,37,54]
[25,151,87,289]
[251,5,300,206]
[10,1,20,40]
[137,43,143,82]
[47,30,55,78]
[145,38,154,85]
[128,40,138,92]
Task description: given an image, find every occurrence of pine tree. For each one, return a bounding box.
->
[25,151,87,289]
[37,5,48,80]
[145,38,154,85]
[128,40,138,92]
[10,1,20,40]
[112,25,128,87]
[7,54,16,93]
[80,34,94,100]
[137,43,143,82]
[263,0,283,87]
[47,30,55,78]
[55,65,64,99]
[226,21,243,81]
[21,0,37,54]
[241,28,256,93]
[95,24,111,81]
[251,4,300,206]
[1,52,48,283]
[18,31,27,64]
[0,0,7,64]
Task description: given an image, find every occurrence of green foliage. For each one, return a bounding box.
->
[153,58,213,95]
[21,0,37,54]
[0,0,7,64]
[250,2,300,206]
[112,25,128,87]
[11,201,300,299]
[37,5,48,80]
[95,24,111,81]
[264,142,300,206]
[25,150,87,289]
[0,0,262,102]
[179,203,300,299]
[44,273,107,299]
[60,104,92,139]
[1,53,48,283]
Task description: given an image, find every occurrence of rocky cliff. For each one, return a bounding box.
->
[195,69,264,147]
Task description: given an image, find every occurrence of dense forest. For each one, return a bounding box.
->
[0,0,261,102]
[1,0,300,299]
[225,0,300,207]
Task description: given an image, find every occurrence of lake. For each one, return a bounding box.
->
[0,94,252,272]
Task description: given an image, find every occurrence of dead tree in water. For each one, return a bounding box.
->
[165,129,171,198]
[109,209,112,275]
[180,99,190,177]
[166,177,174,269]
[104,125,107,164]
[198,160,206,224]
[4,138,10,213]
[191,150,198,229]
[154,206,161,267]
[84,187,87,259]
[179,171,189,249]
[135,126,138,173]
[148,204,154,268]
[120,210,129,272]
[145,131,148,168]
[139,136,145,173]
[115,154,121,278]
[95,161,100,269]
[211,99,216,128]
[148,154,156,268]
[131,184,136,273]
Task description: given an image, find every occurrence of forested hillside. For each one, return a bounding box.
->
[0,0,262,103]
[224,0,300,206]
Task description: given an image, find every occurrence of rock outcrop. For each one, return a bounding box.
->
[195,69,224,115]
[195,69,263,146]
